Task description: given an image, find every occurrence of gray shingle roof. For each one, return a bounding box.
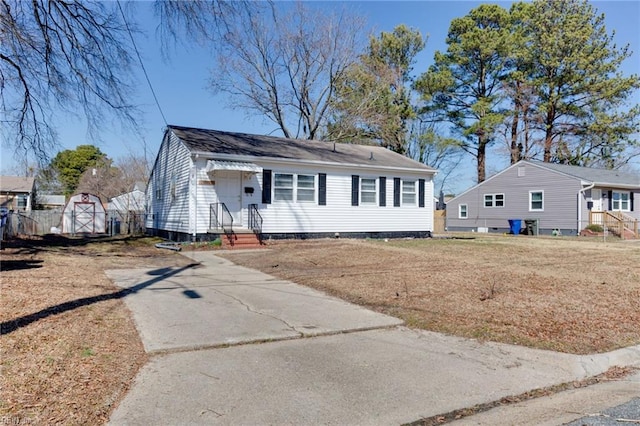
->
[0,176,35,193]
[526,160,640,186]
[168,125,436,172]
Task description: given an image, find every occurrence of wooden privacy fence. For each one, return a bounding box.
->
[433,210,446,234]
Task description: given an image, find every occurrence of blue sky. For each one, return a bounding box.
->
[2,1,638,194]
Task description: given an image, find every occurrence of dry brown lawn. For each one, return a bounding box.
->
[1,233,638,424]
[0,235,191,425]
[219,235,640,355]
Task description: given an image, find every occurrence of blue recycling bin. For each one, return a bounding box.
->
[508,219,522,235]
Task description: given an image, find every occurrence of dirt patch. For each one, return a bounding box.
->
[219,235,640,354]
[0,235,192,425]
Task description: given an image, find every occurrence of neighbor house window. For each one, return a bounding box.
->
[402,180,416,205]
[17,194,28,209]
[360,178,377,204]
[296,174,315,202]
[274,173,294,201]
[459,204,468,219]
[530,190,544,211]
[612,191,630,211]
[484,193,505,207]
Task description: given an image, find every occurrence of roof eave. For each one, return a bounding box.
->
[188,151,436,175]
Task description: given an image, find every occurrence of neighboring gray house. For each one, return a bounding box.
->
[446,160,639,238]
[146,126,437,242]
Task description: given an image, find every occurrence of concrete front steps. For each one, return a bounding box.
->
[221,230,264,249]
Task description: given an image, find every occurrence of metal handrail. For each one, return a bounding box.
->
[248,204,263,234]
[210,202,233,234]
[220,203,233,234]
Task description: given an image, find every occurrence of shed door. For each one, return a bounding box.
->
[74,202,96,233]
[216,172,242,226]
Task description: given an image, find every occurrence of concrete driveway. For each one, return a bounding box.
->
[107,251,640,425]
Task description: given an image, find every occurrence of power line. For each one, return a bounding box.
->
[116,0,168,127]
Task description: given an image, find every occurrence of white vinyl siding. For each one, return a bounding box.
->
[402,180,416,205]
[146,131,192,234]
[259,166,434,234]
[360,178,376,204]
[530,190,544,211]
[459,204,468,219]
[484,193,504,208]
[612,191,630,211]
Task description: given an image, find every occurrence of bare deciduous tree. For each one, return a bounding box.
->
[209,2,365,140]
[1,0,138,165]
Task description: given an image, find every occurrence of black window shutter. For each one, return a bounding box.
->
[318,173,327,206]
[418,179,425,208]
[351,175,359,206]
[631,192,635,211]
[393,178,401,207]
[262,170,272,204]
[608,190,612,210]
[379,177,386,206]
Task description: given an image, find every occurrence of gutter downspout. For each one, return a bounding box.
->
[578,183,595,234]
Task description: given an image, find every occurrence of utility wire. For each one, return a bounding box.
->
[116,0,169,126]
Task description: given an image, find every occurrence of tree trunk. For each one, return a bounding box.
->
[544,106,554,162]
[510,82,521,164]
[477,138,486,183]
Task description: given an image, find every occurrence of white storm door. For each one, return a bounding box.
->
[591,189,603,211]
[216,173,242,225]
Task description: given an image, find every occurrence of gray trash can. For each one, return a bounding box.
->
[524,219,538,236]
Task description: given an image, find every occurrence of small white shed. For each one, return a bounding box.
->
[62,193,106,234]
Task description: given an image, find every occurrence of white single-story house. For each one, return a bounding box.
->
[145,126,437,242]
[446,160,639,238]
[108,182,146,213]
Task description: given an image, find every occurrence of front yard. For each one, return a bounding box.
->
[1,234,638,424]
[219,235,640,354]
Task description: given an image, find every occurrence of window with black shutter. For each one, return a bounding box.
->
[262,170,272,204]
[319,173,327,206]
[351,175,359,206]
[393,178,401,207]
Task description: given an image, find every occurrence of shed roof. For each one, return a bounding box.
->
[0,176,35,193]
[168,125,436,172]
[526,160,640,186]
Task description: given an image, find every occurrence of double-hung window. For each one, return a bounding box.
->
[17,194,28,210]
[612,191,630,211]
[296,175,315,202]
[484,193,504,208]
[274,173,294,201]
[402,180,416,205]
[530,190,544,211]
[274,173,315,202]
[360,178,377,204]
[459,204,468,219]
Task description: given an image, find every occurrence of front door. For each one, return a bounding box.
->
[216,172,242,226]
[591,189,603,211]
